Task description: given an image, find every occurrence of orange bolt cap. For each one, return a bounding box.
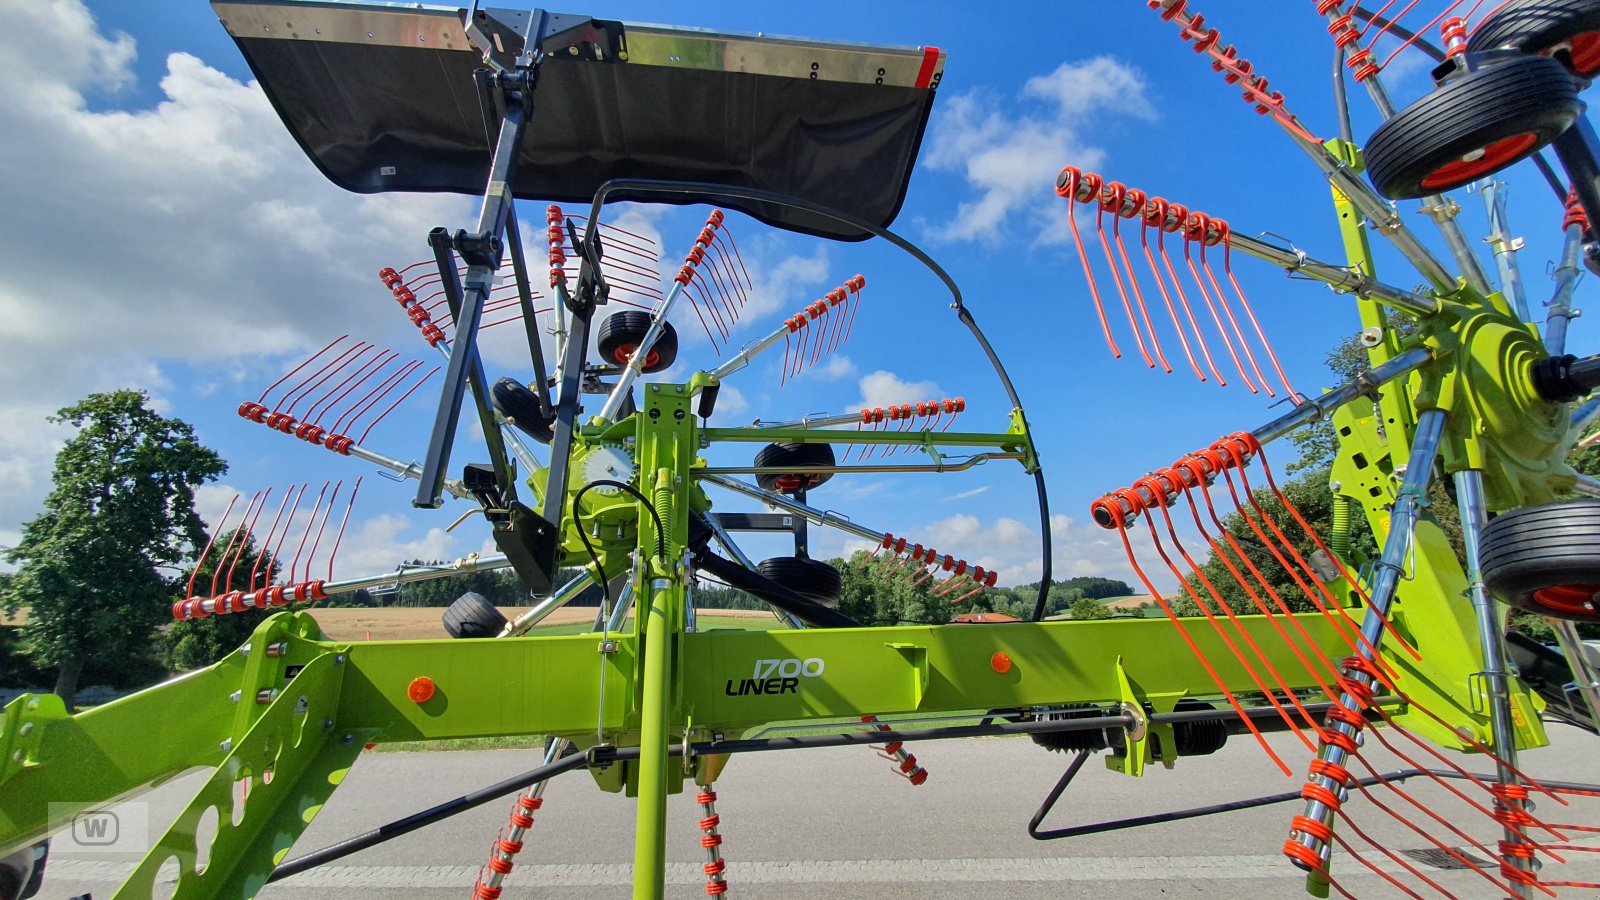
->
[407,676,436,703]
[990,652,1013,674]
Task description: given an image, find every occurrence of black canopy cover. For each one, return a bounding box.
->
[214,1,946,239]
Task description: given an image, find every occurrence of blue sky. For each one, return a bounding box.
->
[0,1,1586,592]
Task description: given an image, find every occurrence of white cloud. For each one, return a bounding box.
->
[0,1,476,549]
[943,485,991,503]
[331,514,461,575]
[706,383,749,425]
[922,56,1153,245]
[853,370,944,411]
[908,512,1145,589]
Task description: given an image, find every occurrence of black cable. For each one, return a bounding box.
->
[1333,46,1355,146]
[571,479,665,607]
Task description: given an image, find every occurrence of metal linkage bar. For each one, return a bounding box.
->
[415,44,549,508]
[702,473,885,546]
[1254,346,1432,444]
[500,570,599,636]
[1549,619,1600,727]
[1546,215,1586,356]
[1456,468,1537,896]
[1149,0,1459,296]
[1060,173,1440,316]
[1287,409,1448,871]
[1092,347,1431,525]
[1482,181,1531,321]
[699,453,1023,477]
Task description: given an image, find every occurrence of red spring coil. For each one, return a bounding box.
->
[1441,16,1468,57]
[1565,189,1590,232]
[379,267,403,289]
[237,401,268,423]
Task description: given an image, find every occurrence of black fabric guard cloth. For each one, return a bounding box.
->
[232,38,935,240]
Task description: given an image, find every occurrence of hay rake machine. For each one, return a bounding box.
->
[5,0,1600,897]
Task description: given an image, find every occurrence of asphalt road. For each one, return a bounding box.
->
[42,722,1600,899]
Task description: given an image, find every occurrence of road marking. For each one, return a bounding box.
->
[47,853,1427,887]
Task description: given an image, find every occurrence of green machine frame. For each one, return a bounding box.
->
[4,2,1600,898]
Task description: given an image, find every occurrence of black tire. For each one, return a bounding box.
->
[754,442,835,493]
[1470,0,1600,76]
[597,311,677,373]
[1364,54,1581,199]
[442,591,509,638]
[1481,498,1600,622]
[756,556,842,607]
[490,376,554,443]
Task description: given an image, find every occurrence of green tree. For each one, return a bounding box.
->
[164,529,278,671]
[834,552,955,626]
[2,391,225,707]
[1069,596,1113,620]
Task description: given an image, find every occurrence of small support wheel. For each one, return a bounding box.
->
[598,311,677,373]
[490,376,554,443]
[1469,0,1600,77]
[1481,498,1600,622]
[442,591,509,638]
[754,441,835,493]
[756,556,842,607]
[1363,54,1581,199]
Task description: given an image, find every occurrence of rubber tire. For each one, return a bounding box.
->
[597,311,677,373]
[756,556,842,608]
[442,591,509,638]
[1364,54,1581,199]
[754,441,835,493]
[490,376,554,443]
[1481,498,1600,622]
[1470,0,1600,76]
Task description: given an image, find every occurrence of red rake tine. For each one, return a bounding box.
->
[1195,223,1273,396]
[1137,474,1315,751]
[325,477,362,581]
[208,490,260,597]
[1109,189,1172,373]
[1156,218,1228,385]
[302,481,342,584]
[1181,227,1259,393]
[1138,201,1206,381]
[1094,204,1156,368]
[288,482,331,584]
[304,350,398,428]
[1057,168,1122,358]
[261,483,308,582]
[257,336,348,407]
[1097,496,1290,775]
[359,366,440,444]
[1221,233,1300,401]
[188,494,239,601]
[337,360,424,437]
[281,342,376,416]
[222,489,271,595]
[248,488,295,593]
[840,276,865,351]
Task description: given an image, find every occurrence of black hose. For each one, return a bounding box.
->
[694,549,861,629]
